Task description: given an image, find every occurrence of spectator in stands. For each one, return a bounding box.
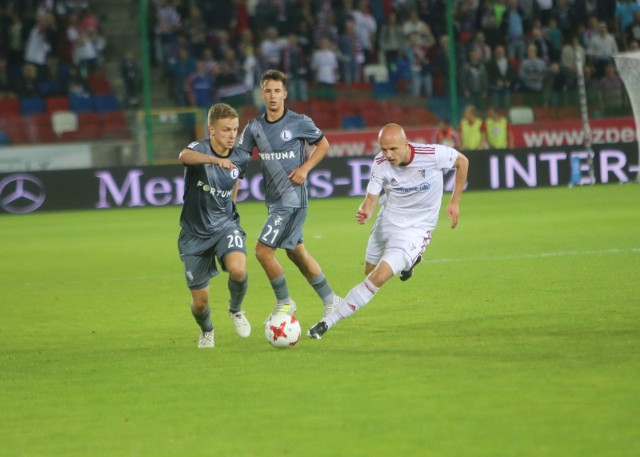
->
[168,45,196,106]
[406,31,432,98]
[121,50,141,108]
[527,24,552,64]
[484,106,512,149]
[581,15,599,49]
[183,3,207,58]
[598,63,629,117]
[536,0,553,26]
[543,62,569,107]
[582,62,601,111]
[6,10,26,71]
[627,11,640,46]
[459,104,486,151]
[201,47,219,77]
[212,29,233,61]
[468,31,492,64]
[518,43,547,104]
[186,59,214,108]
[65,64,91,97]
[502,0,525,61]
[379,11,405,77]
[616,0,640,48]
[460,48,489,114]
[560,34,585,90]
[66,12,98,78]
[486,44,516,110]
[310,36,339,100]
[260,26,286,69]
[0,55,15,98]
[403,9,435,50]
[23,13,55,79]
[434,118,460,149]
[14,63,41,98]
[351,0,378,64]
[251,0,280,34]
[434,34,451,95]
[280,33,309,102]
[587,22,618,77]
[339,17,365,85]
[155,0,182,76]
[544,18,562,62]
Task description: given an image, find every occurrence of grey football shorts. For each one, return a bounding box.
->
[258,206,306,250]
[178,224,247,290]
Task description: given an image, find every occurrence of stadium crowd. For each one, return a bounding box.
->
[0,0,635,122]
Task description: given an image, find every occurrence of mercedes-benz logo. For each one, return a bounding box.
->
[0,174,46,214]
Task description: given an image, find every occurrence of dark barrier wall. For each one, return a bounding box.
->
[0,144,638,214]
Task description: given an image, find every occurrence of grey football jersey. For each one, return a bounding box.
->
[236,109,323,208]
[179,139,249,237]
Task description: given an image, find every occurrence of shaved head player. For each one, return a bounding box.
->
[307,123,469,339]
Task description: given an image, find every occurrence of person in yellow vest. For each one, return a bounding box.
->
[458,104,486,150]
[484,105,513,149]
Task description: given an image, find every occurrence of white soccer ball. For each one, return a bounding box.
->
[265,314,301,348]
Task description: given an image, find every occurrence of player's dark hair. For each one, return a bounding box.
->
[260,69,288,89]
[207,103,238,126]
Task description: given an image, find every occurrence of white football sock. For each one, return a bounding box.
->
[325,279,379,329]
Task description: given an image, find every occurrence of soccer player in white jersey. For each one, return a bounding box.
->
[236,69,342,322]
[307,123,469,339]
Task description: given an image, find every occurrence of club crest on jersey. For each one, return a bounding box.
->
[280,129,293,141]
[229,168,239,179]
[274,215,283,226]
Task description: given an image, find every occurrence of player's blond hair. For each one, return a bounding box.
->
[207,103,239,126]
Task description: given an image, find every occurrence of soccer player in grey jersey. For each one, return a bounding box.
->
[236,69,342,321]
[177,103,252,348]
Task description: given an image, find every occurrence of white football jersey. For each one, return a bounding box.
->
[367,142,458,231]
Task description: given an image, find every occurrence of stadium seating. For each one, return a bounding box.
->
[69,94,95,113]
[46,96,71,114]
[51,111,79,137]
[77,112,102,140]
[94,94,120,113]
[508,106,535,124]
[0,98,21,115]
[24,113,57,143]
[20,97,46,116]
[101,111,130,139]
[88,75,114,96]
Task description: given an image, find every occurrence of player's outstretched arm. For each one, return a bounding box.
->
[178,148,236,170]
[446,152,469,229]
[356,192,379,225]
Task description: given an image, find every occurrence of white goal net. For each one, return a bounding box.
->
[614,51,640,183]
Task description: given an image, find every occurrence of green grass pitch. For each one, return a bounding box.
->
[1,184,638,457]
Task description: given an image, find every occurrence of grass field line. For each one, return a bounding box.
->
[6,247,638,288]
[424,247,640,264]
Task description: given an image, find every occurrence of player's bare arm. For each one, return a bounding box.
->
[446,152,469,229]
[356,192,379,225]
[288,137,330,185]
[178,148,236,170]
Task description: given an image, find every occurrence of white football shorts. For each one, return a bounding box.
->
[365,216,432,274]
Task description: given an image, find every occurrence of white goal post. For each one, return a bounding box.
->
[613,51,640,183]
